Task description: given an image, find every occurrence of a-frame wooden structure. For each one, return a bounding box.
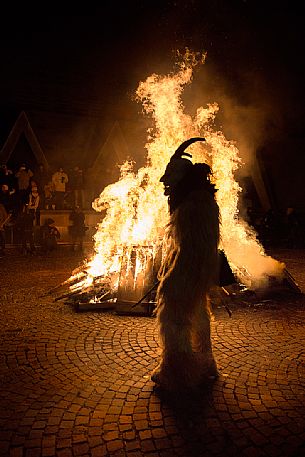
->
[0,111,49,170]
[90,120,130,172]
[87,120,131,193]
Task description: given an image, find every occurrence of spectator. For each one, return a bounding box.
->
[0,183,19,217]
[27,184,41,226]
[84,167,98,209]
[51,167,68,210]
[41,218,60,253]
[44,181,55,210]
[69,205,87,252]
[15,204,35,255]
[0,203,9,257]
[0,164,16,191]
[33,163,49,191]
[33,164,49,208]
[69,166,85,209]
[261,208,282,247]
[0,184,11,212]
[29,179,39,191]
[15,164,33,204]
[284,207,302,248]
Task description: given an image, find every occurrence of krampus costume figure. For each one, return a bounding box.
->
[152,138,220,392]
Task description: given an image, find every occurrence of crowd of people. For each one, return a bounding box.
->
[1,161,304,257]
[0,162,88,213]
[0,162,89,256]
[246,206,305,249]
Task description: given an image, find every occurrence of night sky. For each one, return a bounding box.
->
[1,3,304,114]
[0,1,305,208]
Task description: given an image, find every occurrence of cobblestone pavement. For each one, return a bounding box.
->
[0,249,304,457]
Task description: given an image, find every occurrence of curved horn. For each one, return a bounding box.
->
[172,137,206,159]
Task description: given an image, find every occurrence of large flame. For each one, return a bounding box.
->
[70,51,284,294]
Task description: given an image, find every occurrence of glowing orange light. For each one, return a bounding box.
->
[69,51,284,295]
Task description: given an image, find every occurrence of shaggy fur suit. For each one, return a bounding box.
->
[152,144,220,392]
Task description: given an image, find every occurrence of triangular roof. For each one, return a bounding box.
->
[90,120,130,171]
[0,111,49,170]
[86,120,132,193]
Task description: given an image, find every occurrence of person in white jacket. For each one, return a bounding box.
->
[51,167,68,210]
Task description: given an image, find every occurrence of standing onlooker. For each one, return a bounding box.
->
[0,183,19,220]
[83,167,94,210]
[0,203,9,257]
[33,164,49,208]
[29,179,39,190]
[52,167,68,210]
[284,207,302,248]
[27,184,41,226]
[0,164,16,192]
[69,205,87,252]
[44,181,55,210]
[69,166,85,209]
[0,184,12,212]
[15,164,33,205]
[16,204,35,255]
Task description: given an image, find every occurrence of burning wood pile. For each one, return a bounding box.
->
[51,245,161,315]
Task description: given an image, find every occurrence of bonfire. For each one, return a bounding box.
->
[52,50,299,311]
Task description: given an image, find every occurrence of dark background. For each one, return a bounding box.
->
[0,1,304,210]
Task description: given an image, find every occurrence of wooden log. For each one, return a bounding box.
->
[77,300,115,311]
[283,268,302,294]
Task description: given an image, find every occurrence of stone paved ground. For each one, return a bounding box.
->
[0,248,304,457]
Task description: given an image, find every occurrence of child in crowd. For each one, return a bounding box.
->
[44,181,55,210]
[41,218,60,253]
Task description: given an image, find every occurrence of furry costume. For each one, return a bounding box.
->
[152,139,220,391]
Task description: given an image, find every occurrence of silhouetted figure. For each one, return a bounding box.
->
[52,167,68,210]
[0,164,16,191]
[27,184,41,226]
[261,208,282,247]
[41,218,60,253]
[33,163,48,191]
[15,164,33,205]
[0,184,12,212]
[69,206,87,252]
[284,207,302,248]
[44,181,55,210]
[0,203,9,257]
[69,166,85,209]
[16,205,35,255]
[152,138,220,392]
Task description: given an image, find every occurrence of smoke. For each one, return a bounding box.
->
[182,62,281,176]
